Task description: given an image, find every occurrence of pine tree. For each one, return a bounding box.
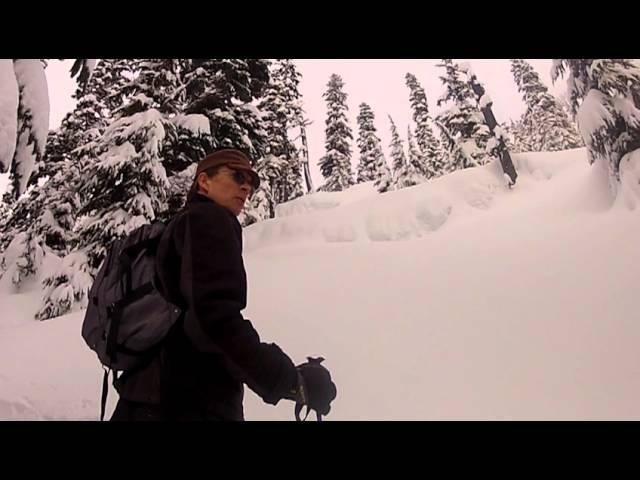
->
[80,110,169,268]
[504,118,530,153]
[181,59,270,160]
[0,60,132,295]
[1,58,93,199]
[435,59,492,173]
[404,127,427,187]
[405,73,444,178]
[388,116,407,177]
[3,60,50,203]
[0,60,19,176]
[37,61,172,319]
[36,109,170,320]
[374,151,392,193]
[356,103,379,183]
[552,59,640,188]
[119,59,186,116]
[318,74,353,191]
[462,63,517,185]
[240,154,286,226]
[298,118,314,193]
[355,103,391,192]
[258,59,304,208]
[161,163,197,222]
[510,59,582,152]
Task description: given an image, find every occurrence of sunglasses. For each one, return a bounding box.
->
[226,168,258,192]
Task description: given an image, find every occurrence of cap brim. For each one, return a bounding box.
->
[227,162,260,190]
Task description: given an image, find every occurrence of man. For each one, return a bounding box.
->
[111,149,337,421]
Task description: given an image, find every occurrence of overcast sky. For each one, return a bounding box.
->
[44,59,565,189]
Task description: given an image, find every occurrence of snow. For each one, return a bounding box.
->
[613,96,640,129]
[171,114,211,136]
[459,62,475,79]
[486,137,499,152]
[3,147,640,420]
[275,182,378,218]
[13,60,49,159]
[11,60,50,196]
[479,94,493,109]
[0,173,8,195]
[617,148,640,210]
[0,60,18,173]
[576,89,614,141]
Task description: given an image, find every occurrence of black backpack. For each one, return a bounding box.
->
[81,220,183,420]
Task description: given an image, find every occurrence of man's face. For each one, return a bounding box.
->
[197,166,254,216]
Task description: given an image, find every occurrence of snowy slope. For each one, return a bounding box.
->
[2,148,640,420]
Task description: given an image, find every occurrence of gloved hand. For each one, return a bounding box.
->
[293,357,337,417]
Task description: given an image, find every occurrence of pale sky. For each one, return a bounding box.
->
[44,59,565,189]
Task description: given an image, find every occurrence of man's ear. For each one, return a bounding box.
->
[196,172,208,194]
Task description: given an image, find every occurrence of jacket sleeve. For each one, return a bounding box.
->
[177,202,298,405]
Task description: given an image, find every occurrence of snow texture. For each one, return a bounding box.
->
[247,150,590,251]
[13,60,49,159]
[171,114,211,136]
[0,60,18,172]
[479,94,493,109]
[12,60,50,195]
[613,97,640,129]
[458,62,475,79]
[576,89,614,141]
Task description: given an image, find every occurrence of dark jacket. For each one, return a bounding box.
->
[114,194,298,420]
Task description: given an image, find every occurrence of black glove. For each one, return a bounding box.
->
[294,357,337,417]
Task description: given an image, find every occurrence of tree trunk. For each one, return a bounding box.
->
[300,123,314,193]
[468,74,518,186]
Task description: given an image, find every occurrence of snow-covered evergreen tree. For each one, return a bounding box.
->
[278,60,306,200]
[405,127,427,185]
[374,152,392,193]
[462,63,517,185]
[117,59,186,117]
[405,73,444,178]
[160,163,197,222]
[37,60,174,319]
[0,60,132,294]
[36,109,170,320]
[318,74,353,192]
[3,60,50,203]
[356,103,379,183]
[355,103,391,192]
[388,118,421,189]
[258,59,304,208]
[552,59,640,189]
[182,59,270,160]
[510,59,582,152]
[388,116,407,176]
[78,111,168,266]
[1,58,93,200]
[504,118,530,153]
[0,60,19,175]
[239,154,286,226]
[435,59,492,173]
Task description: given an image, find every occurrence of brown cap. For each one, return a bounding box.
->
[195,149,260,190]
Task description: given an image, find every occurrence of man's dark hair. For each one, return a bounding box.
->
[186,165,223,203]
